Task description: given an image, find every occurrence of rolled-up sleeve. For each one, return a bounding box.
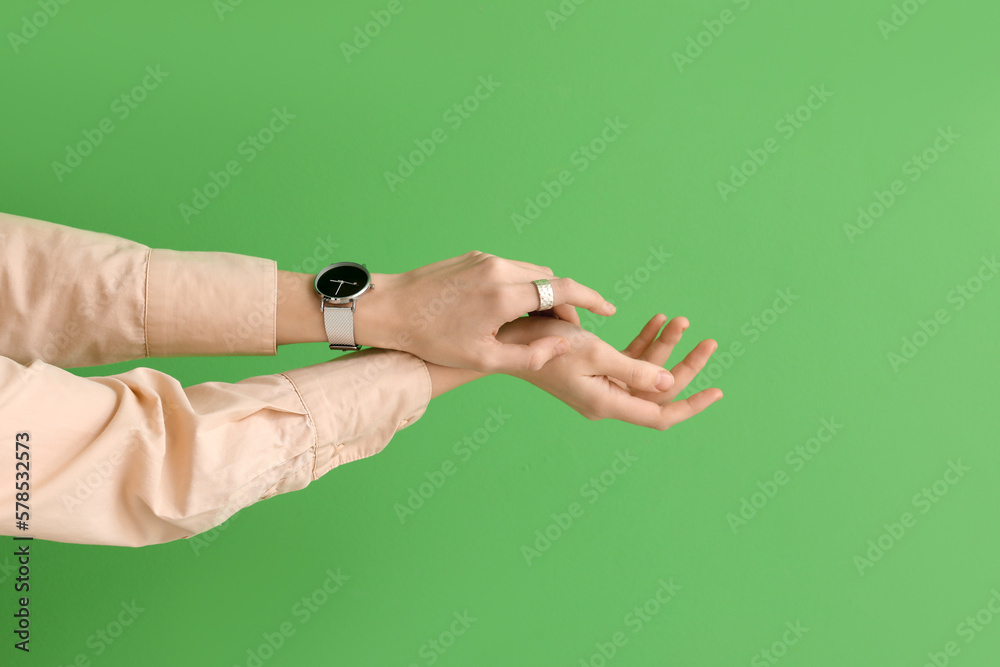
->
[0,211,433,546]
[0,210,276,367]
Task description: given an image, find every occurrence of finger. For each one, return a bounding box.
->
[661,339,718,400]
[622,314,668,359]
[515,276,615,320]
[505,266,567,314]
[594,344,675,393]
[481,335,570,374]
[525,306,575,324]
[656,388,724,429]
[551,303,581,325]
[608,377,628,391]
[590,382,722,430]
[641,316,689,366]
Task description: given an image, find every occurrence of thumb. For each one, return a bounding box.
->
[487,335,569,374]
[595,346,674,392]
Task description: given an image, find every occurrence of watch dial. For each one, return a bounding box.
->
[316,263,369,299]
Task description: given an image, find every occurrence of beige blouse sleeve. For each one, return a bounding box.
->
[0,212,431,547]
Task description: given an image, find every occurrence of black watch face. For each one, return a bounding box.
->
[315,263,370,299]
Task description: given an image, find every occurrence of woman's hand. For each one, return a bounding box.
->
[356,251,616,374]
[498,313,723,430]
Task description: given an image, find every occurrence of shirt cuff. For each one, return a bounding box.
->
[146,248,277,358]
[279,348,432,484]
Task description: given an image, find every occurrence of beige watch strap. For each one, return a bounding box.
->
[322,301,358,350]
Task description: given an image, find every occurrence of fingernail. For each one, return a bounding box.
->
[656,371,674,390]
[605,301,616,313]
[553,339,569,355]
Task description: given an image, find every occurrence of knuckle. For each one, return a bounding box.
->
[480,255,505,278]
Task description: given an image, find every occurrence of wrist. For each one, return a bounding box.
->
[352,271,396,349]
[276,270,327,346]
[424,361,489,398]
[276,269,396,349]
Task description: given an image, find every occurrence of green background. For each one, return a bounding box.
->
[2,0,999,665]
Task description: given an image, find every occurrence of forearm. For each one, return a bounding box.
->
[424,361,488,398]
[1,347,430,546]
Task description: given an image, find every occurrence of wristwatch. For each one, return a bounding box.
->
[314,261,373,350]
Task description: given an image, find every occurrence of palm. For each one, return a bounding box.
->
[508,313,723,430]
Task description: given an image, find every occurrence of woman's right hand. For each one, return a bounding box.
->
[357,251,617,375]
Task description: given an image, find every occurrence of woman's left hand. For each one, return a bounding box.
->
[497,313,723,430]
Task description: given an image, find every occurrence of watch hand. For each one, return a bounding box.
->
[330,280,359,296]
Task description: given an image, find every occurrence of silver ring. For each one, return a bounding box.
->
[533,278,554,311]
